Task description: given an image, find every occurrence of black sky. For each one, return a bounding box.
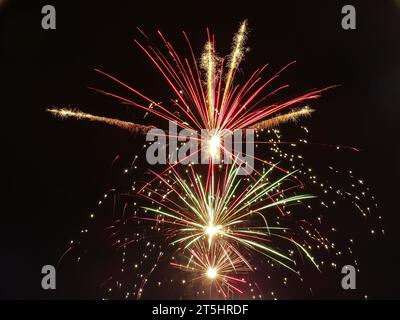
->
[1,0,400,299]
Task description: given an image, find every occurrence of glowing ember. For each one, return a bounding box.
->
[206,267,218,279]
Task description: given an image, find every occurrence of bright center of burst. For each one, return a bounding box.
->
[208,134,221,159]
[206,267,217,279]
[205,224,222,241]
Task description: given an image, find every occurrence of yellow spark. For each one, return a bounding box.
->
[47,108,154,134]
[221,20,248,109]
[208,134,221,159]
[206,267,218,279]
[248,107,315,130]
[201,42,217,128]
[204,223,222,244]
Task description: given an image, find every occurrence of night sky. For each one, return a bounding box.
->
[1,0,400,299]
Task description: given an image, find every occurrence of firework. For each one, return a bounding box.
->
[52,21,381,300]
[59,125,380,299]
[49,21,332,140]
[48,21,335,180]
[140,162,319,274]
[170,242,249,298]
